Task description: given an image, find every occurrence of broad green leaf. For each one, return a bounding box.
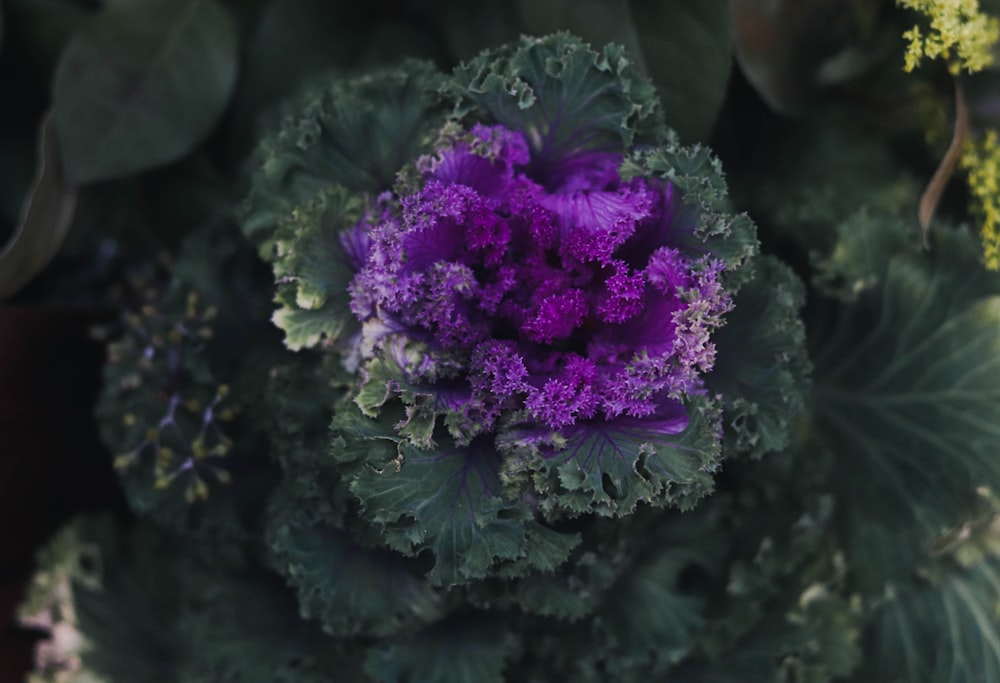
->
[336,406,523,586]
[365,615,515,683]
[854,561,1000,683]
[810,227,1000,593]
[0,111,77,299]
[510,396,720,517]
[52,0,238,183]
[631,0,733,142]
[590,529,719,672]
[517,510,734,681]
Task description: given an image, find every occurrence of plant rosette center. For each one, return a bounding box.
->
[349,123,732,448]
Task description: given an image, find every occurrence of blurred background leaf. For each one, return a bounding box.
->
[517,0,646,66]
[731,0,885,115]
[632,0,732,141]
[0,112,76,300]
[235,0,367,137]
[434,0,521,61]
[52,0,239,183]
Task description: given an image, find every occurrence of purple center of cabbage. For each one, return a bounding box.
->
[349,124,730,433]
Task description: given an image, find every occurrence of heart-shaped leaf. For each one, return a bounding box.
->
[52,0,238,183]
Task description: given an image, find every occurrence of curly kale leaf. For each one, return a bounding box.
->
[709,255,810,459]
[266,481,445,638]
[448,33,665,178]
[621,141,759,290]
[269,185,369,351]
[513,508,729,682]
[242,61,449,252]
[242,61,451,351]
[499,394,722,517]
[332,402,579,586]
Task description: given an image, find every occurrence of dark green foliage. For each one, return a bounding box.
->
[95,224,278,554]
[810,223,1000,593]
[630,0,733,143]
[20,516,366,683]
[710,255,811,459]
[499,394,723,517]
[449,33,665,174]
[364,614,518,683]
[854,558,1000,683]
[53,0,239,183]
[242,61,449,254]
[622,141,759,290]
[21,4,1000,680]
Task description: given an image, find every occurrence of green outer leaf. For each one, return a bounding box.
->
[242,61,449,255]
[622,140,759,291]
[708,255,811,459]
[53,0,238,183]
[333,402,576,587]
[268,185,367,351]
[0,111,77,299]
[448,33,665,171]
[499,395,721,518]
[268,517,445,638]
[502,3,731,142]
[811,227,1000,593]
[631,0,732,142]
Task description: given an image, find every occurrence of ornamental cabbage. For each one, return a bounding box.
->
[243,32,771,595]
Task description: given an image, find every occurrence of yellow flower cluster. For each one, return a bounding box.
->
[899,0,1000,73]
[960,130,1000,270]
